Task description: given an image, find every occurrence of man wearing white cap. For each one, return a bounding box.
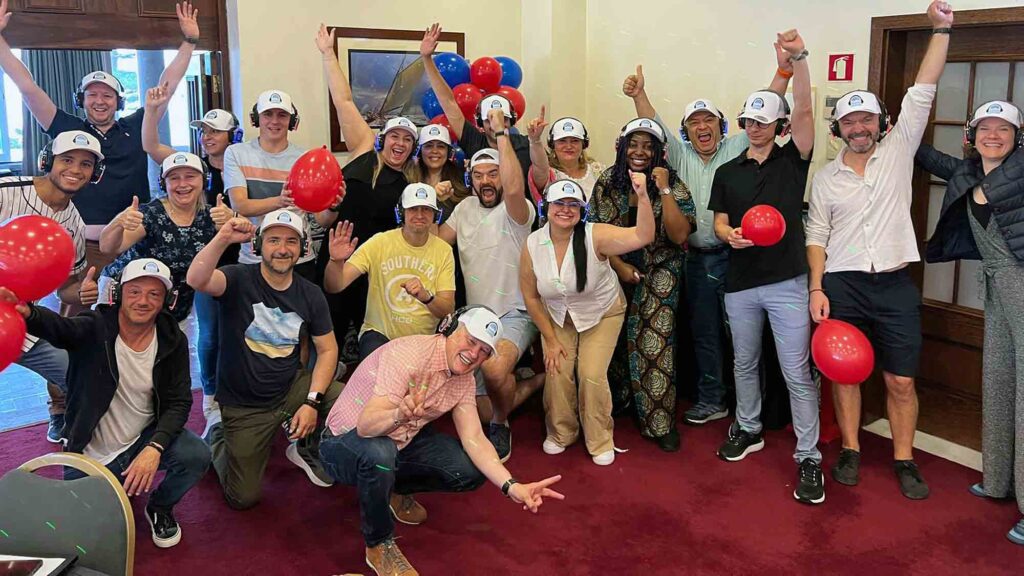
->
[324,183,456,359]
[0,1,200,270]
[320,305,564,576]
[187,210,343,510]
[437,112,534,462]
[0,130,101,442]
[708,29,822,505]
[2,257,211,549]
[806,0,954,501]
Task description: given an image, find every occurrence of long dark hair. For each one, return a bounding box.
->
[417,145,469,201]
[609,132,677,201]
[543,200,589,292]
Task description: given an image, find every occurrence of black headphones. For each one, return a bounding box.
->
[964,102,1024,149]
[476,94,518,128]
[159,154,213,194]
[394,187,444,226]
[249,103,300,131]
[829,91,890,140]
[436,304,498,337]
[252,214,309,258]
[547,117,590,150]
[737,91,792,136]
[37,139,106,184]
[679,103,729,142]
[112,266,177,311]
[614,120,669,166]
[73,73,125,112]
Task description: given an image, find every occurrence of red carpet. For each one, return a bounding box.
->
[1,392,1022,575]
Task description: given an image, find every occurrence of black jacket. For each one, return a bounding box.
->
[915,145,1024,263]
[26,304,192,454]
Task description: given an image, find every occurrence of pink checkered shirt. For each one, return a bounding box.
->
[325,334,477,449]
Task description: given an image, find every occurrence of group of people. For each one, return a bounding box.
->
[0,1,1021,574]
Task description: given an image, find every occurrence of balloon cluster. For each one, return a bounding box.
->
[421,53,526,131]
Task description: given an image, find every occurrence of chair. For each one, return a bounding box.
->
[0,452,135,576]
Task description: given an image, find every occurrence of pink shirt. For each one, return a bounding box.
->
[325,334,477,449]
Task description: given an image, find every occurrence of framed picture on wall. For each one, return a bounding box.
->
[328,27,465,153]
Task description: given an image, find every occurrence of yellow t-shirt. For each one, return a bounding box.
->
[348,228,456,339]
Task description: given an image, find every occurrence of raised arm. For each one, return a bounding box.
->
[768,41,795,95]
[141,85,177,164]
[420,23,467,140]
[99,195,146,255]
[156,2,199,96]
[187,217,254,297]
[0,0,57,129]
[316,24,374,156]
[323,220,365,293]
[917,1,953,84]
[914,143,959,180]
[623,65,656,119]
[594,171,655,257]
[777,30,813,158]
[490,109,528,225]
[526,105,552,193]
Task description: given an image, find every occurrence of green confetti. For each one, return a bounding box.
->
[707,274,719,281]
[375,464,392,472]
[354,398,364,406]
[46,521,56,531]
[495,289,509,296]
[0,529,9,538]
[785,303,800,310]
[76,545,87,555]
[469,275,480,283]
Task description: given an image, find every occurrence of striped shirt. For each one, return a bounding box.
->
[0,177,87,352]
[325,334,476,450]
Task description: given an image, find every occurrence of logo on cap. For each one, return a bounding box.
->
[563,182,576,194]
[640,120,652,128]
[173,154,187,164]
[987,103,1004,114]
[415,187,428,199]
[398,119,410,126]
[563,121,574,131]
[428,126,440,135]
[277,212,292,223]
[206,111,218,119]
[849,95,864,107]
[490,100,502,109]
[143,262,159,273]
[72,134,90,146]
[486,321,499,337]
[751,98,765,111]
[94,72,107,80]
[695,101,707,109]
[269,93,282,104]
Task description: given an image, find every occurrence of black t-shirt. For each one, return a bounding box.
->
[46,108,149,225]
[707,140,810,293]
[458,126,532,198]
[215,264,333,408]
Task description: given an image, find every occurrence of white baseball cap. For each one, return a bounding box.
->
[621,118,666,143]
[470,148,500,169]
[479,94,513,119]
[969,100,1022,129]
[739,91,789,124]
[458,307,503,352]
[418,124,451,147]
[550,118,587,142]
[161,152,205,178]
[401,183,439,211]
[546,179,586,203]
[79,71,124,95]
[833,91,883,121]
[683,99,724,123]
[120,258,173,291]
[50,130,104,161]
[259,209,305,237]
[381,117,419,141]
[190,109,239,132]
[255,90,294,114]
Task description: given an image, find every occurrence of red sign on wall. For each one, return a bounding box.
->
[828,53,855,82]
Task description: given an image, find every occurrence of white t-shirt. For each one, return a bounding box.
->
[445,196,535,317]
[554,161,604,202]
[83,332,157,465]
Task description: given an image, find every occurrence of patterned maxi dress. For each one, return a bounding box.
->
[591,168,696,438]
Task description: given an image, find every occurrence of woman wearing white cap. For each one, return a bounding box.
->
[521,178,654,465]
[916,100,1024,545]
[526,108,604,203]
[98,152,232,326]
[590,118,695,452]
[415,123,469,222]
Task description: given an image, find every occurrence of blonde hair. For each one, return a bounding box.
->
[548,148,595,173]
[372,151,420,188]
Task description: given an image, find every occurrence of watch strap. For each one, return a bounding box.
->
[501,478,518,497]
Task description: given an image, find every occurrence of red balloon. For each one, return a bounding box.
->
[0,302,25,372]
[0,215,75,302]
[812,319,876,385]
[428,114,457,143]
[493,85,526,121]
[452,83,484,124]
[741,204,786,247]
[287,146,344,213]
[470,57,503,94]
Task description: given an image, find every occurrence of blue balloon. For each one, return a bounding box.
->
[494,56,523,89]
[421,88,443,119]
[453,146,467,167]
[433,52,471,88]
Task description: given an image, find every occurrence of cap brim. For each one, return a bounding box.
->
[123,273,173,291]
[624,127,663,139]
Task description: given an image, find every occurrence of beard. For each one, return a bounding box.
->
[477,185,503,208]
[264,254,296,275]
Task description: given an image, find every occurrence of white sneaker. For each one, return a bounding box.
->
[542,438,565,455]
[592,450,615,466]
[202,396,222,439]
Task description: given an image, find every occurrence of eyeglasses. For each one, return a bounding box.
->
[550,199,584,209]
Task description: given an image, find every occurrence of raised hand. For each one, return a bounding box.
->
[118,196,143,232]
[651,167,669,191]
[276,187,295,209]
[144,83,171,111]
[629,170,647,195]
[0,0,12,35]
[435,180,454,202]
[508,475,565,513]
[774,39,793,73]
[420,22,442,58]
[328,220,359,262]
[315,23,336,55]
[176,1,199,40]
[927,0,954,27]
[776,29,805,56]
[487,107,507,133]
[78,266,98,306]
[0,287,30,317]
[526,105,548,143]
[210,194,232,228]
[622,64,645,98]
[726,227,754,250]
[217,216,255,244]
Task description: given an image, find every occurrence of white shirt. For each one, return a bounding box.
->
[527,223,622,332]
[83,333,157,465]
[445,195,535,317]
[553,162,604,203]
[806,84,937,273]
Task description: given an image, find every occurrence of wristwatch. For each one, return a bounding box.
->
[304,391,323,409]
[184,36,199,45]
[501,477,518,497]
[493,130,508,138]
[423,291,435,304]
[660,187,673,196]
[788,49,809,62]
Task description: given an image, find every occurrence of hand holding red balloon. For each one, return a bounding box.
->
[809,289,830,323]
[287,146,343,213]
[740,204,786,246]
[276,187,295,210]
[0,287,28,372]
[726,227,754,250]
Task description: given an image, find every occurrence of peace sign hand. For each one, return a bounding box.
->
[508,475,565,513]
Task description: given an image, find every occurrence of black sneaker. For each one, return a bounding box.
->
[649,428,680,453]
[894,460,930,500]
[831,448,861,486]
[145,505,181,548]
[286,442,334,487]
[794,458,825,505]
[46,414,65,444]
[717,428,764,462]
[488,423,511,463]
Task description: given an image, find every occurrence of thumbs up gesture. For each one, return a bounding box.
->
[210,194,232,228]
[78,266,98,306]
[622,64,645,98]
[118,196,143,232]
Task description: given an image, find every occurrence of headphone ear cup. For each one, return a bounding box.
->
[250,105,260,128]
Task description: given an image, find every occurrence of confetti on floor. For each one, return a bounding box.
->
[375,464,392,472]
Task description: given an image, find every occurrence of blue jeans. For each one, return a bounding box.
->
[64,425,211,512]
[358,330,390,361]
[193,291,219,396]
[319,425,486,547]
[16,339,69,390]
[685,249,730,406]
[724,274,821,463]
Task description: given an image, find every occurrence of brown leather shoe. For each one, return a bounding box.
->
[365,538,418,576]
[389,493,427,525]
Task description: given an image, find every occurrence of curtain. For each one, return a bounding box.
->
[21,49,111,175]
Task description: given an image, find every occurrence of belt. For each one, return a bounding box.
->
[687,244,729,255]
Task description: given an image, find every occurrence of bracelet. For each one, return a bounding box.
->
[809,288,824,295]
[932,27,952,34]
[777,67,794,79]
[184,36,199,45]
[788,49,809,62]
[501,478,518,497]
[147,441,164,454]
[423,292,435,304]
[303,399,320,409]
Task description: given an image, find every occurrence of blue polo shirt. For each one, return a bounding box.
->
[45,108,149,225]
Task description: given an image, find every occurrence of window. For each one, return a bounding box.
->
[0,49,24,165]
